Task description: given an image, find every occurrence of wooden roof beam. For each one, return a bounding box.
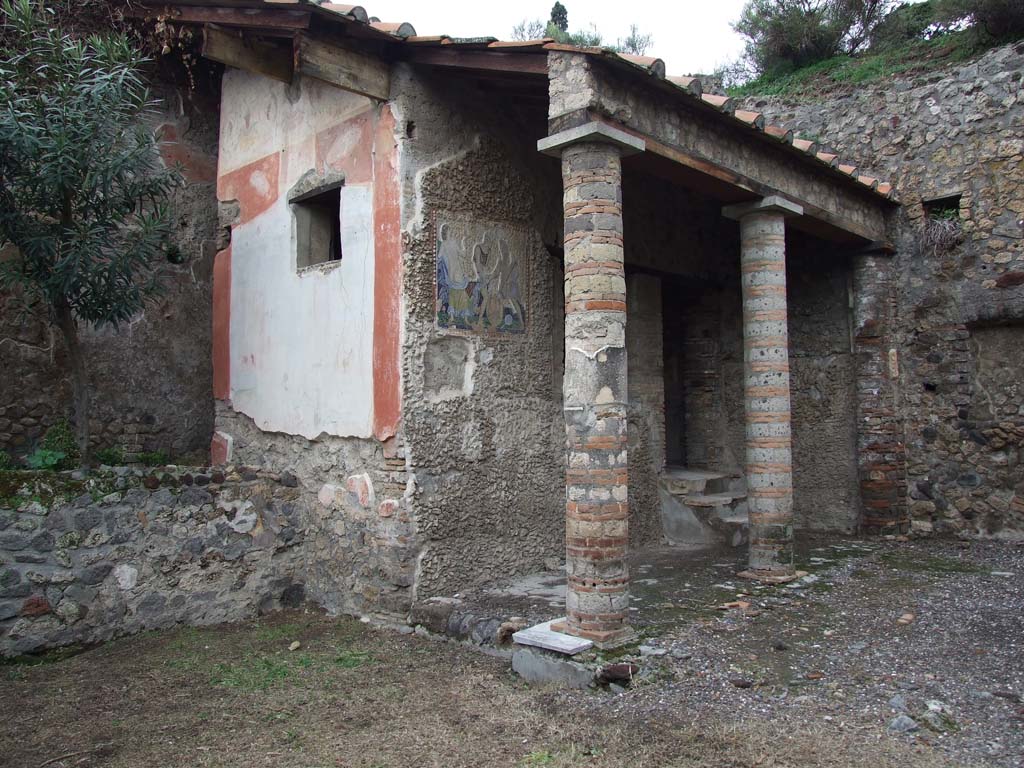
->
[202,25,293,83]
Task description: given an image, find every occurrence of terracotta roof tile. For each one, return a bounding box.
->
[321,3,368,23]
[542,41,606,55]
[166,0,898,201]
[700,93,735,114]
[369,20,416,38]
[734,109,765,130]
[487,38,554,48]
[618,54,666,78]
[792,137,818,153]
[765,124,793,143]
[667,75,701,95]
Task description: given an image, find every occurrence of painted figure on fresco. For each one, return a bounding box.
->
[436,222,526,333]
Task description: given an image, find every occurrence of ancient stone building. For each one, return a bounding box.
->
[136,0,915,645]
[3,1,1021,654]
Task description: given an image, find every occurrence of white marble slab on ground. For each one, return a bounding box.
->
[512,618,593,655]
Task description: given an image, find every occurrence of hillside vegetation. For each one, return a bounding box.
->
[728,0,1024,98]
[729,29,1005,98]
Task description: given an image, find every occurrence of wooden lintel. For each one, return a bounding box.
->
[296,36,390,102]
[405,48,548,76]
[202,25,293,83]
[129,5,311,30]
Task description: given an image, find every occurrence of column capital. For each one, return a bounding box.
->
[722,195,803,221]
[538,121,645,158]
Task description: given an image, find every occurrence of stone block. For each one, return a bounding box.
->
[410,597,459,634]
[511,647,595,689]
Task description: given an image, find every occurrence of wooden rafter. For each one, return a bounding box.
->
[295,35,391,102]
[202,25,293,83]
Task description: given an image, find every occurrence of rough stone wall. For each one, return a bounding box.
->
[0,465,305,656]
[625,272,666,545]
[391,66,566,598]
[0,83,218,462]
[214,405,415,618]
[787,242,860,532]
[749,42,1024,537]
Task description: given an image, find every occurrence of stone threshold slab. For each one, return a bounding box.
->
[512,618,593,656]
[737,569,809,584]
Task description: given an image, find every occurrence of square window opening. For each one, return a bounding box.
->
[920,193,963,255]
[924,193,962,222]
[293,185,342,269]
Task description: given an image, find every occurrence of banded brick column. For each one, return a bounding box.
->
[852,248,909,534]
[723,196,802,581]
[539,123,644,647]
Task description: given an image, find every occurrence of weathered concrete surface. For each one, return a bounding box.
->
[0,466,305,656]
[512,646,595,688]
[750,42,1024,537]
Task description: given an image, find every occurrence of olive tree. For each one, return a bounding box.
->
[0,0,180,466]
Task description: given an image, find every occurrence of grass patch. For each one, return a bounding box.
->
[212,656,293,690]
[333,649,372,668]
[254,622,302,642]
[0,644,86,666]
[728,31,988,99]
[877,551,984,575]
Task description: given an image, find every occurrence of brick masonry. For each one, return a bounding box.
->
[852,252,909,533]
[558,141,632,644]
[735,210,796,574]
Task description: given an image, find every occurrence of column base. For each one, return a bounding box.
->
[551,620,636,650]
[736,569,807,585]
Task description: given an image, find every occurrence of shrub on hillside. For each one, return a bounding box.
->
[735,0,893,77]
[955,0,1024,41]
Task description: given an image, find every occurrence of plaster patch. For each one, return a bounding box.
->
[423,335,476,401]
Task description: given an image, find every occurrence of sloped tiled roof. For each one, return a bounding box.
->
[153,0,895,200]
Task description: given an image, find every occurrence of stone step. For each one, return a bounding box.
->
[683,491,747,508]
[658,476,750,549]
[661,466,739,496]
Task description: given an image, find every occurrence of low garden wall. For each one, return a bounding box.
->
[0,466,307,656]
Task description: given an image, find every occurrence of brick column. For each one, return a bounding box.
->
[724,196,802,581]
[539,123,644,648]
[852,248,909,534]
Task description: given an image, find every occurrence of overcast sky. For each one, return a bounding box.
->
[369,0,751,75]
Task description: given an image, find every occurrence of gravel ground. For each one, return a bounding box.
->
[556,538,1024,768]
[0,538,1019,768]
